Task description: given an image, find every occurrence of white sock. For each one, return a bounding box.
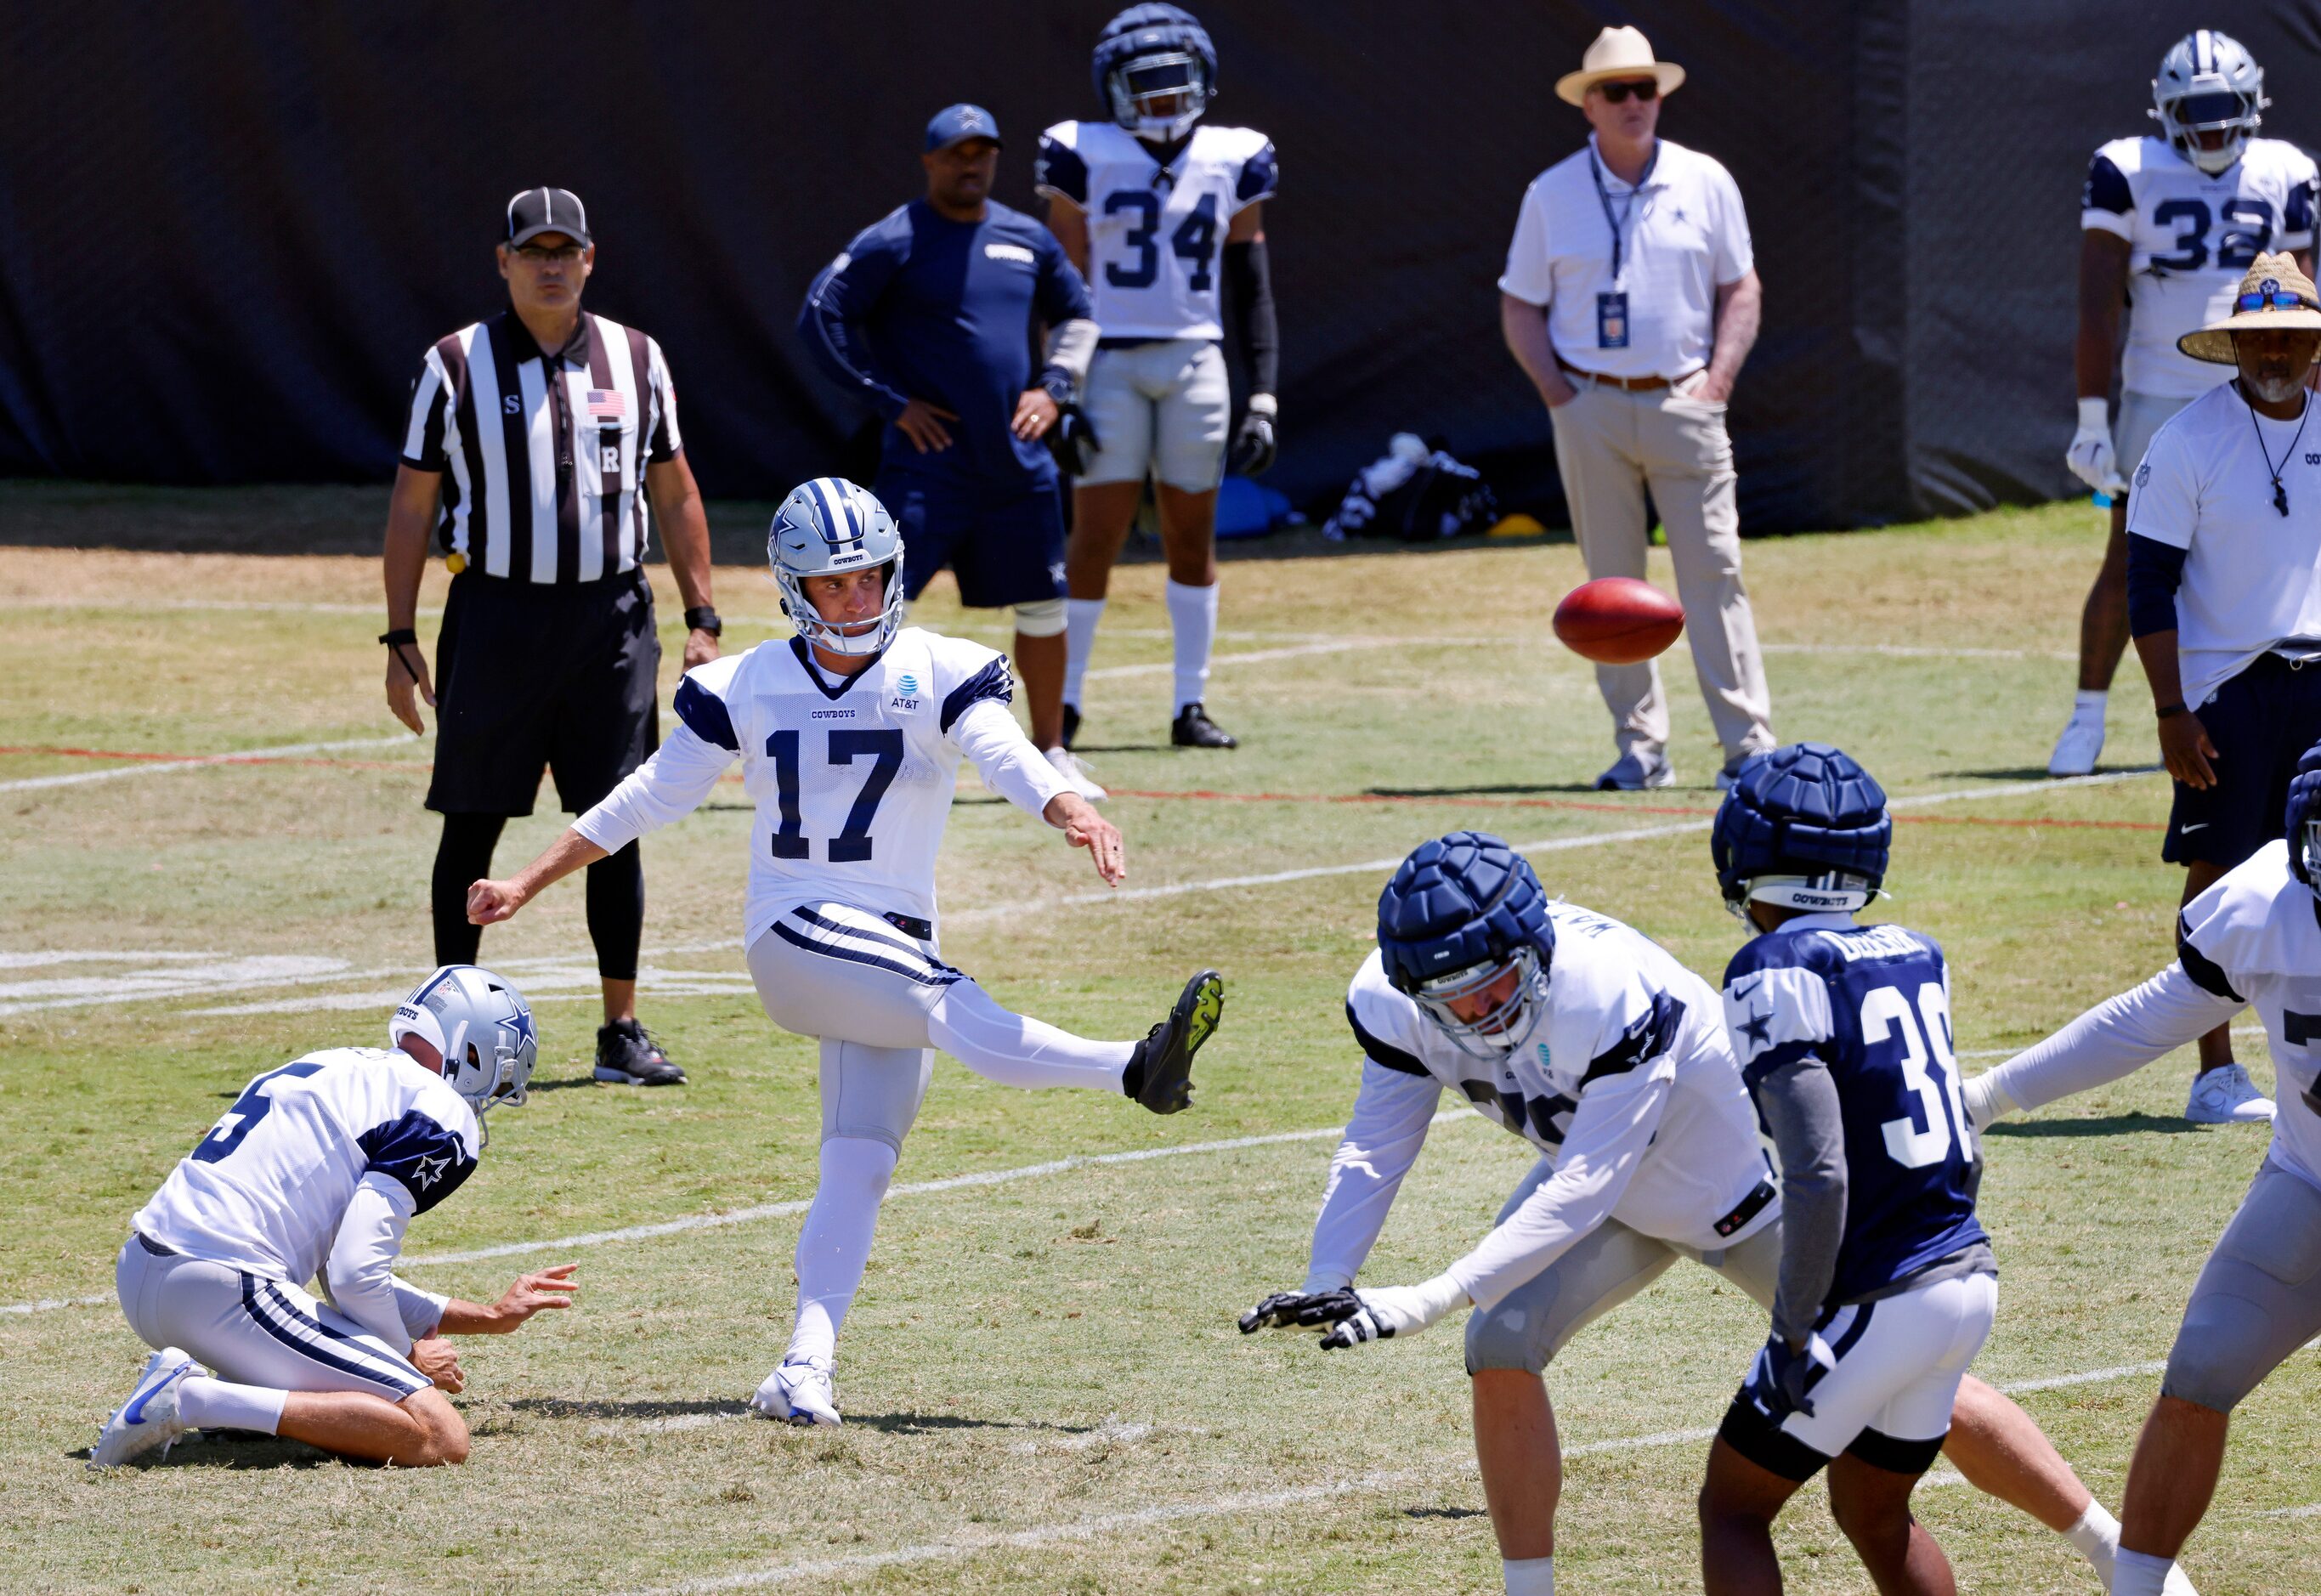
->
[2110,1548,2174,1596]
[784,1136,898,1367]
[1063,597,1107,710]
[1164,578,1218,714]
[177,1375,286,1435]
[1503,1554,1554,1596]
[928,978,1135,1090]
[2074,688,2107,720]
[2063,1502,2120,1582]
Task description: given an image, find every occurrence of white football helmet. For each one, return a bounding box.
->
[2152,30,2267,176]
[388,965,536,1126]
[769,477,905,658]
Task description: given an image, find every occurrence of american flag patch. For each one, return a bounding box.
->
[586,389,628,421]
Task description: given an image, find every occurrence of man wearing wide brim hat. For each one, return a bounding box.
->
[1499,26,1777,795]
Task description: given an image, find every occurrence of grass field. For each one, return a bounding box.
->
[3,497,2316,1593]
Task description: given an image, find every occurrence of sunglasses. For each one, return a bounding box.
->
[1597,78,1659,104]
[2239,290,2312,312]
[512,244,584,263]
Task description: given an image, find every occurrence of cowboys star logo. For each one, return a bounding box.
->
[412,1151,452,1190]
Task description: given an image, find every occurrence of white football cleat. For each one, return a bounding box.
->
[1045,745,1107,802]
[90,1346,197,1469]
[2047,711,2105,778]
[2186,1064,2273,1123]
[750,1357,841,1428]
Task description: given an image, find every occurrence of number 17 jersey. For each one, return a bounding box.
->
[1722,917,1987,1307]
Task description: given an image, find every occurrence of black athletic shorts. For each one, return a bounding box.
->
[2164,653,2321,867]
[426,569,660,816]
[881,469,1067,610]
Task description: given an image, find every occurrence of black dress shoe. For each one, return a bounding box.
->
[1170,701,1238,749]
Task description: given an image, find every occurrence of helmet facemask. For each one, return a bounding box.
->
[1409,943,1548,1058]
[776,558,904,658]
[1109,52,1210,140]
[2152,32,2267,177]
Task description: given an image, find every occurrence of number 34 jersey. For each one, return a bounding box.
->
[2083,134,2318,399]
[133,1047,479,1283]
[1035,120,1277,340]
[1723,917,1987,1308]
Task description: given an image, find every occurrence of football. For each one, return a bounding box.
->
[1552,577,1685,665]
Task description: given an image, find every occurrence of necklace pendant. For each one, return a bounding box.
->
[2276,480,2291,518]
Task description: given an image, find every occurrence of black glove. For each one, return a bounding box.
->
[1237,1288,1359,1334]
[1046,403,1101,478]
[1229,405,1277,477]
[1747,1333,1831,1422]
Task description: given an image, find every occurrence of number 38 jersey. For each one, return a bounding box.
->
[2083,134,2319,399]
[1035,120,1277,340]
[133,1047,479,1283]
[1723,917,1986,1308]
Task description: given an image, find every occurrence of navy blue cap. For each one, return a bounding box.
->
[925,104,1003,151]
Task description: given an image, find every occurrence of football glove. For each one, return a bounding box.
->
[1238,1279,1464,1348]
[1746,1330,1835,1422]
[2065,397,2126,495]
[1046,403,1102,478]
[1229,396,1277,477]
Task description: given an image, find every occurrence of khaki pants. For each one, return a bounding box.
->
[1549,376,1775,766]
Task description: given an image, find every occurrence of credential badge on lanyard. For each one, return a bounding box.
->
[1589,145,1657,351]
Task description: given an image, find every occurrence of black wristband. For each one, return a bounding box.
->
[378,628,418,646]
[683,606,722,637]
[2155,702,2188,720]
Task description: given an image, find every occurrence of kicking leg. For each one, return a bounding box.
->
[1827,1452,1954,1596]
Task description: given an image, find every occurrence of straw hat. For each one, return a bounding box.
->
[2178,251,2321,364]
[1555,26,1686,107]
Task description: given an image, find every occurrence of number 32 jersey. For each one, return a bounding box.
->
[1723,917,1986,1308]
[2083,134,2318,399]
[1035,120,1277,340]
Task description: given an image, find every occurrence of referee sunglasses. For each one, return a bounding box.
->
[1595,78,1659,103]
[2239,288,2315,312]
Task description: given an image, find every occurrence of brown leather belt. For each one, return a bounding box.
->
[1556,355,1697,393]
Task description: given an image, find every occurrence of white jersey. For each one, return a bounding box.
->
[575,628,1067,947]
[1035,119,1277,340]
[133,1047,479,1284]
[2082,135,2318,399]
[1311,903,1774,1306]
[2176,842,2321,1191]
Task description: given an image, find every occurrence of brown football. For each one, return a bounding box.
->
[1553,577,1685,665]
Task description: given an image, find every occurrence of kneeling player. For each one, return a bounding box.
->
[470,477,1225,1427]
[93,967,574,1469]
[1243,829,2163,1596]
[1966,744,2321,1595]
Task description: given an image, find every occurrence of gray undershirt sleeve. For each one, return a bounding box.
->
[1756,1057,1848,1347]
[1041,318,1099,389]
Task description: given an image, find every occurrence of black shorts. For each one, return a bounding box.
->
[426,570,660,816]
[881,470,1067,610]
[2165,653,2321,867]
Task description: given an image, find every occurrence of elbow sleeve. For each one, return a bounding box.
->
[1223,240,1280,396]
[2126,534,2188,638]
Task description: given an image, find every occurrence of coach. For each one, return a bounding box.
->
[1499,26,1773,793]
[380,187,719,1088]
[799,105,1101,798]
[2127,251,2321,1123]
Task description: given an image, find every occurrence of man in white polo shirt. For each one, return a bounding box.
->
[2127,251,2321,1123]
[1499,25,1772,792]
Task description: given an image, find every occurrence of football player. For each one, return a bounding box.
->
[468,477,1226,1428]
[2054,30,2317,779]
[1037,3,1280,752]
[1242,831,2171,1596]
[93,966,574,1469]
[1964,742,2321,1595]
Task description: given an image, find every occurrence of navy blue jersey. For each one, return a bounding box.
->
[799,199,1092,485]
[1723,918,1986,1306]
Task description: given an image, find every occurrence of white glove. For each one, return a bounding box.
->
[2065,397,2126,495]
[1962,1069,2023,1135]
[1316,1276,1468,1350]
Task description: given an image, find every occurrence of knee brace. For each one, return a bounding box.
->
[1013,597,1068,638]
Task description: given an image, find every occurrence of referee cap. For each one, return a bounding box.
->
[926,104,1003,151]
[2179,251,2321,363]
[506,187,592,248]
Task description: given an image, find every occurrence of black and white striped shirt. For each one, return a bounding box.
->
[400,311,682,583]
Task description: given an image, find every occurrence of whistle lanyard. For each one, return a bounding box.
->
[1588,144,1658,285]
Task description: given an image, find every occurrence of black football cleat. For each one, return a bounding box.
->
[1127,970,1225,1115]
[1061,702,1082,750]
[595,1020,686,1085]
[1170,701,1238,749]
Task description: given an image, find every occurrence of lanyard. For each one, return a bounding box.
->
[1588,144,1658,285]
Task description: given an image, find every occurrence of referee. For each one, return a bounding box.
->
[381,186,720,1087]
[2127,251,2321,1123]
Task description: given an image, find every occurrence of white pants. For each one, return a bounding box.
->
[1747,1271,1996,1468]
[1080,338,1231,490]
[116,1236,430,1401]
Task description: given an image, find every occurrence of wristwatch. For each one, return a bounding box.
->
[684,606,722,638]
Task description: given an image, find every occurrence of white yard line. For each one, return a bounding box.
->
[2256,1503,2321,1519]
[1764,642,2078,663]
[0,733,417,795]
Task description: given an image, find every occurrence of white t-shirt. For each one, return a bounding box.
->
[2127,382,2321,707]
[2081,135,2319,400]
[1498,134,1753,381]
